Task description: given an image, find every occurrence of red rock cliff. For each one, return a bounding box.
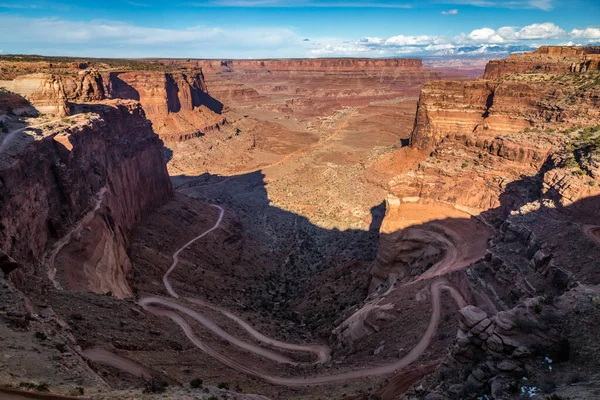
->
[161,58,423,73]
[410,75,600,152]
[0,100,172,298]
[483,46,600,79]
[1,69,225,142]
[102,70,225,142]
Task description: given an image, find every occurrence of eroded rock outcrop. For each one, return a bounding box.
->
[410,77,600,152]
[1,68,225,142]
[102,70,225,142]
[0,73,70,116]
[0,100,172,298]
[412,286,600,400]
[483,46,600,79]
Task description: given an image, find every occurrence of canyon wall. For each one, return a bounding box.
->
[159,58,424,73]
[371,49,600,290]
[102,70,225,141]
[484,46,600,79]
[0,73,70,116]
[410,75,600,152]
[1,68,225,142]
[0,100,172,298]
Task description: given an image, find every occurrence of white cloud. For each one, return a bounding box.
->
[0,2,40,8]
[453,22,567,45]
[0,16,302,47]
[443,0,553,11]
[470,27,505,43]
[497,26,517,41]
[516,22,565,39]
[527,0,553,10]
[384,35,439,46]
[357,37,385,45]
[394,46,423,54]
[0,16,312,58]
[441,9,458,14]
[212,0,552,10]
[0,14,596,59]
[197,0,413,7]
[571,27,600,40]
[455,27,505,44]
[309,43,371,56]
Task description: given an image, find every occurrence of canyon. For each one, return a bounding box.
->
[0,46,599,400]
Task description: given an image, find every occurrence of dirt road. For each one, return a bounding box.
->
[85,201,468,386]
[142,278,465,386]
[583,225,600,245]
[162,204,225,299]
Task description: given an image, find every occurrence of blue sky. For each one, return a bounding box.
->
[0,0,598,58]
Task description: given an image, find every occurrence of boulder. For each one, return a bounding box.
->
[0,250,20,275]
[460,306,488,329]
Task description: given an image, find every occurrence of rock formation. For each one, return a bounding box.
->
[483,46,600,79]
[102,70,226,141]
[0,100,172,297]
[1,68,225,142]
[371,48,600,399]
[0,73,70,116]
[410,76,600,152]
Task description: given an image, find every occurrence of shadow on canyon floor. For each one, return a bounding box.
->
[169,160,600,306]
[124,167,600,398]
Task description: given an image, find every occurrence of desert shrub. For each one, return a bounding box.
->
[1,126,7,133]
[549,337,572,363]
[143,377,168,394]
[546,395,570,400]
[533,303,542,313]
[217,382,230,390]
[190,378,203,388]
[436,366,456,382]
[539,378,557,393]
[18,382,50,392]
[70,387,85,396]
[461,162,469,168]
[541,295,555,305]
[19,382,37,389]
[563,157,579,169]
[588,181,596,186]
[558,337,571,362]
[567,372,583,384]
[514,318,535,333]
[508,381,522,394]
